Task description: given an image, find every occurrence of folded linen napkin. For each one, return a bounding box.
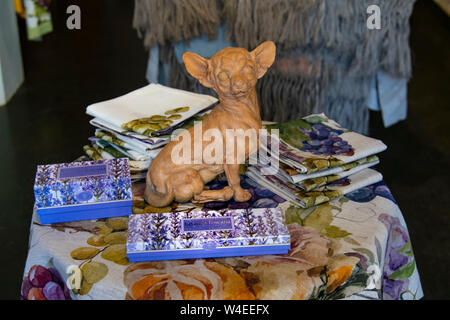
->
[91,134,161,161]
[83,145,151,173]
[294,156,380,191]
[86,84,218,137]
[90,108,212,151]
[247,167,383,208]
[90,118,170,149]
[262,113,387,174]
[271,155,380,186]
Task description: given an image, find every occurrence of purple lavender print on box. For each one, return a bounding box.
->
[34,158,132,209]
[127,208,291,261]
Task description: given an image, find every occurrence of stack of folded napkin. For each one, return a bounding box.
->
[83,84,218,180]
[247,114,387,208]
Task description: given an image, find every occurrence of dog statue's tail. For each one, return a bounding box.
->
[144,180,174,208]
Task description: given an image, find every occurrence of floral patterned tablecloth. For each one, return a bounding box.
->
[21,178,423,300]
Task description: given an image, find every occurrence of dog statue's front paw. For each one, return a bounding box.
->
[233,189,252,202]
[192,186,234,203]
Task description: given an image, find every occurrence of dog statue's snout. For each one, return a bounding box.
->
[231,76,248,93]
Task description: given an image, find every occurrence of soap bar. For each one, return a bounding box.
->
[34,158,132,224]
[127,208,291,262]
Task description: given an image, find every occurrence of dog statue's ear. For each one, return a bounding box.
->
[251,41,277,79]
[183,52,214,88]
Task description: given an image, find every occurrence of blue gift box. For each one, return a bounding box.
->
[126,208,291,262]
[34,159,133,224]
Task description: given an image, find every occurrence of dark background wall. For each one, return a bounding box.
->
[0,0,448,299]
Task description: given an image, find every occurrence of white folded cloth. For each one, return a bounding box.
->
[86,84,218,129]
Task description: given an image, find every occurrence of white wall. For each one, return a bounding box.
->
[0,0,24,106]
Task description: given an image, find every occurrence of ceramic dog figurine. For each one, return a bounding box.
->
[145,41,276,207]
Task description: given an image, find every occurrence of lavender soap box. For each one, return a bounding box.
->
[34,159,133,224]
[127,208,291,262]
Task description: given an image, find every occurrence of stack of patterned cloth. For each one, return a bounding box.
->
[83,84,218,180]
[247,114,387,208]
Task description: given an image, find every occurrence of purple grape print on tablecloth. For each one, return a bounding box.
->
[43,282,66,300]
[300,123,354,157]
[22,265,72,300]
[202,175,287,211]
[346,181,397,204]
[379,214,416,300]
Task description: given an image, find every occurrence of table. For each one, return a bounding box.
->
[21,179,423,300]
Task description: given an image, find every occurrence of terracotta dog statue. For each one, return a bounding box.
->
[145,41,276,207]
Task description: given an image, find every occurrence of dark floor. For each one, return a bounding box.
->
[0,0,448,300]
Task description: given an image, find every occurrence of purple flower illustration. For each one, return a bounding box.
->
[60,180,76,205]
[379,214,415,300]
[82,177,106,201]
[149,214,170,250]
[35,165,52,186]
[107,159,131,200]
[237,209,258,245]
[169,212,182,239]
[127,216,141,248]
[256,216,268,244]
